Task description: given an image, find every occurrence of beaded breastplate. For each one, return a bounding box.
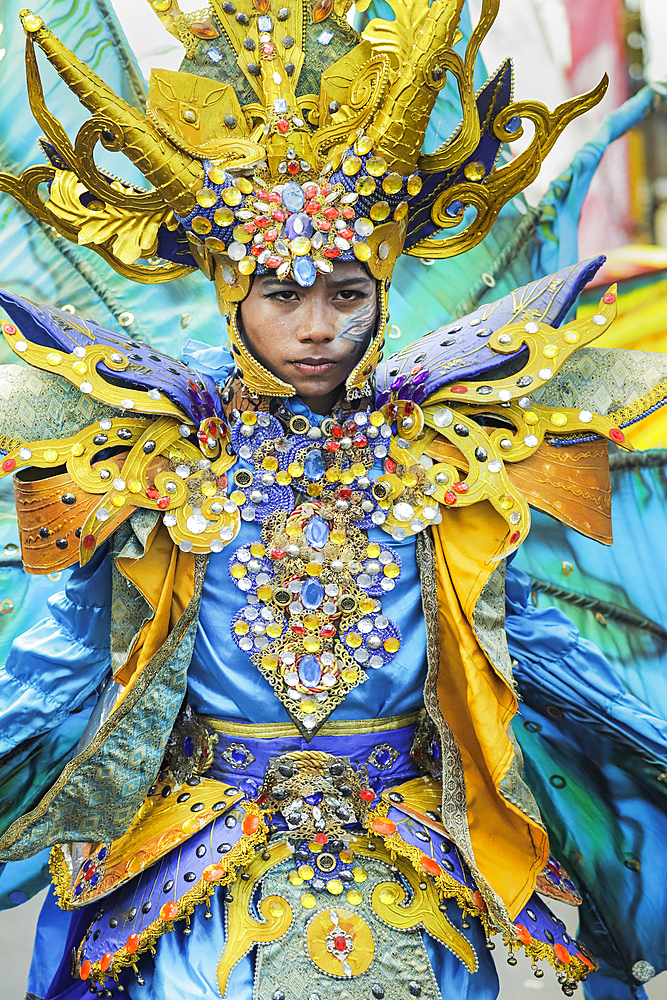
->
[225,407,433,736]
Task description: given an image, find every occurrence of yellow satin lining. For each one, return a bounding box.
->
[201,710,421,739]
[113,521,195,694]
[431,505,548,921]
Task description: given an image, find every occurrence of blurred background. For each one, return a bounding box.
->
[0,0,666,996]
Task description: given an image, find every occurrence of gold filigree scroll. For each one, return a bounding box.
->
[217,841,294,996]
[408,76,609,258]
[312,55,391,161]
[47,170,173,265]
[352,838,477,972]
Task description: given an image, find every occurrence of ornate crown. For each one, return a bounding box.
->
[2,1,606,393]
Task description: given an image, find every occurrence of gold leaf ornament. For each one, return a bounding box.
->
[47,170,174,265]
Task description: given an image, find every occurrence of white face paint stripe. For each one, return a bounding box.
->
[335,297,377,350]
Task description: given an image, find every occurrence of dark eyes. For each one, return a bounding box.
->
[264,289,368,303]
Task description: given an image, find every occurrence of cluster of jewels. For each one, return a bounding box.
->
[225,408,439,732]
[184,160,420,288]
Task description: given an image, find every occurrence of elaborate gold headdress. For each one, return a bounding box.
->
[2,1,606,394]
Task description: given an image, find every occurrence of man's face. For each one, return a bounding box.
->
[238,262,378,413]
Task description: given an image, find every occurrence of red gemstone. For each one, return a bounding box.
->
[321,184,332,196]
[160,901,179,922]
[344,420,357,434]
[320,625,336,638]
[420,855,442,876]
[331,424,343,438]
[323,207,339,220]
[217,474,228,488]
[257,189,269,201]
[360,788,375,802]
[306,200,322,216]
[452,481,468,494]
[338,487,352,499]
[334,935,347,952]
[314,832,328,844]
[342,207,355,220]
[339,227,354,240]
[603,291,616,304]
[268,191,282,204]
[291,624,306,635]
[272,208,286,223]
[242,814,260,835]
[100,952,112,972]
[250,244,265,257]
[515,923,531,945]
[410,364,421,376]
[262,42,275,56]
[266,256,282,268]
[157,496,170,509]
[255,215,270,228]
[84,867,94,880]
[316,219,331,231]
[126,933,139,955]
[326,440,340,451]
[3,323,16,335]
[1,458,16,472]
[244,221,257,235]
[265,228,278,243]
[384,459,396,473]
[510,530,521,544]
[450,385,468,394]
[609,428,625,443]
[276,118,289,134]
[257,792,268,806]
[413,747,423,759]
[353,435,367,447]
[443,490,457,506]
[304,184,319,199]
[404,401,415,415]
[80,960,91,981]
[82,534,96,550]
[386,403,398,417]
[287,161,300,175]
[271,548,286,559]
[146,487,159,499]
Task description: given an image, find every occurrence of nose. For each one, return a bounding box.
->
[295,296,336,344]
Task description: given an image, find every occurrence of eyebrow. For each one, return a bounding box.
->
[259,274,374,292]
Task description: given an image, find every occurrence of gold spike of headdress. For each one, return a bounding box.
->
[1,3,607,396]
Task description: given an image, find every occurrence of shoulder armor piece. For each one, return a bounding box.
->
[0,287,222,424]
[376,257,605,405]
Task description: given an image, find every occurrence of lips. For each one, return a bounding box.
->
[290,358,338,374]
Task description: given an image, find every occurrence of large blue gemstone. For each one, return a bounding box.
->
[301,577,324,608]
[298,655,322,687]
[305,514,329,548]
[282,181,306,213]
[304,449,325,481]
[293,255,317,287]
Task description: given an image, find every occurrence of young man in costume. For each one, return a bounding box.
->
[0,1,666,998]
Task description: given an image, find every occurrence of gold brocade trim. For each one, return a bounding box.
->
[72,802,269,986]
[201,710,421,739]
[609,378,667,426]
[49,844,74,911]
[364,803,597,985]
